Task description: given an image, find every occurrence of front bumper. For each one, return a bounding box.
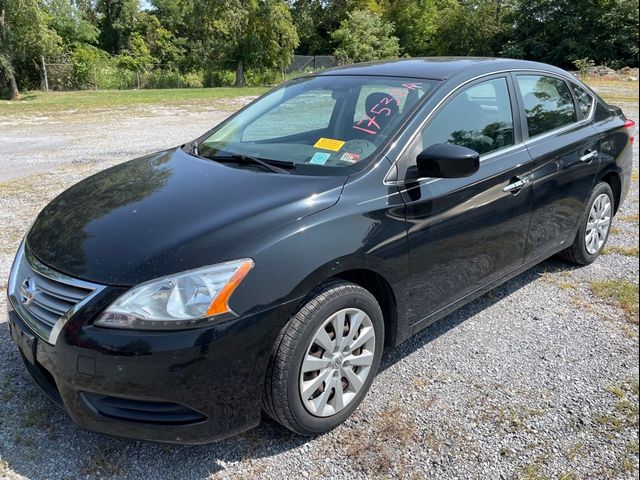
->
[8,299,294,444]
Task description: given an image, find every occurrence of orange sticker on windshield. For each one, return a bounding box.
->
[314,138,346,152]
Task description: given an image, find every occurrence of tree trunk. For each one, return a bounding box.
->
[8,73,19,100]
[0,7,17,99]
[235,60,244,87]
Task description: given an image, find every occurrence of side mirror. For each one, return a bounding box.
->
[414,143,480,179]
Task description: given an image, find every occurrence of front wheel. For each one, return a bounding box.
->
[263,280,384,435]
[558,181,614,265]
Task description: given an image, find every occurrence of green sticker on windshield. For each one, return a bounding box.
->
[309,152,331,165]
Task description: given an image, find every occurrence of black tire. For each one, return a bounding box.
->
[557,181,614,265]
[263,280,384,436]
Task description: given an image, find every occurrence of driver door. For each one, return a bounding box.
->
[396,75,534,329]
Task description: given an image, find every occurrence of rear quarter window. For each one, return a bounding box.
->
[571,83,595,118]
[516,75,577,137]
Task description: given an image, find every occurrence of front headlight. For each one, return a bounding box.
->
[95,259,254,330]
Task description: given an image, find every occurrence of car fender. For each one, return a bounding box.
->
[226,192,409,329]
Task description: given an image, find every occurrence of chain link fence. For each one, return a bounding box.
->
[43,62,186,91]
[41,54,337,91]
[286,55,337,74]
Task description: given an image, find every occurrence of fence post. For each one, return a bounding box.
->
[41,56,49,92]
[93,66,97,90]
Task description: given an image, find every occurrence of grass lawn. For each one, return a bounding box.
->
[0,87,269,114]
[584,78,639,104]
[0,78,636,115]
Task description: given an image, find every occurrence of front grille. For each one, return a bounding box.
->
[8,243,104,343]
[81,392,206,425]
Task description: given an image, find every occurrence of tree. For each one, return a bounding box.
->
[115,31,153,72]
[151,0,192,31]
[381,0,453,57]
[599,0,639,68]
[47,0,99,47]
[332,9,400,63]
[0,0,61,99]
[0,4,18,98]
[431,0,512,57]
[136,12,185,67]
[289,0,329,54]
[191,0,298,87]
[97,0,139,54]
[507,0,639,68]
[289,0,382,55]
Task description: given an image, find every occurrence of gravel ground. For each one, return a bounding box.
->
[0,99,252,182]
[0,83,638,480]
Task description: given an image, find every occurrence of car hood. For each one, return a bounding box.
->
[27,148,346,286]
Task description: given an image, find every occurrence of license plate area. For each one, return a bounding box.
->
[9,315,37,365]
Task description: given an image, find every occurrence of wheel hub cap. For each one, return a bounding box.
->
[585,193,612,255]
[299,308,376,417]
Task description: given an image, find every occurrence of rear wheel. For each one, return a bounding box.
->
[558,181,614,265]
[263,280,384,435]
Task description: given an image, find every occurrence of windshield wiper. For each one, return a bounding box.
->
[212,154,294,174]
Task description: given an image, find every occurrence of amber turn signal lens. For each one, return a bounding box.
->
[206,259,254,316]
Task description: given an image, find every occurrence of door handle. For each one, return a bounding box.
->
[580,149,598,162]
[503,176,529,194]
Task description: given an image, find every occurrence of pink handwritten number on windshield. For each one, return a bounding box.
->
[353,96,398,136]
[401,82,422,90]
[389,88,408,102]
[353,115,381,135]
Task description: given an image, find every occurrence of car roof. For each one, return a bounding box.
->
[316,57,570,81]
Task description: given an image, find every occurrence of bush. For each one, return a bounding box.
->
[284,67,318,82]
[245,68,280,86]
[181,71,204,88]
[143,70,181,89]
[573,58,595,78]
[70,45,109,89]
[203,67,281,87]
[203,69,235,87]
[94,63,135,89]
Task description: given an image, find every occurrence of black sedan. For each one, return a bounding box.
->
[7,58,634,443]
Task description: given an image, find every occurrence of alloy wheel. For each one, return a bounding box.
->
[299,308,376,417]
[585,193,612,255]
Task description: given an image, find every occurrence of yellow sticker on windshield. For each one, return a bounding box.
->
[314,138,346,152]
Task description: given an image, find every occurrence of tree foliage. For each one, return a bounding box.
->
[0,0,61,98]
[507,0,639,69]
[381,0,449,56]
[432,0,511,56]
[1,0,638,99]
[190,0,298,86]
[97,0,139,54]
[332,9,399,63]
[290,0,381,54]
[47,0,99,48]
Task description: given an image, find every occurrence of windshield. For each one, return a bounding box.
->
[196,75,438,175]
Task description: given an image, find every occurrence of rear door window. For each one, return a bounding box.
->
[516,75,578,137]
